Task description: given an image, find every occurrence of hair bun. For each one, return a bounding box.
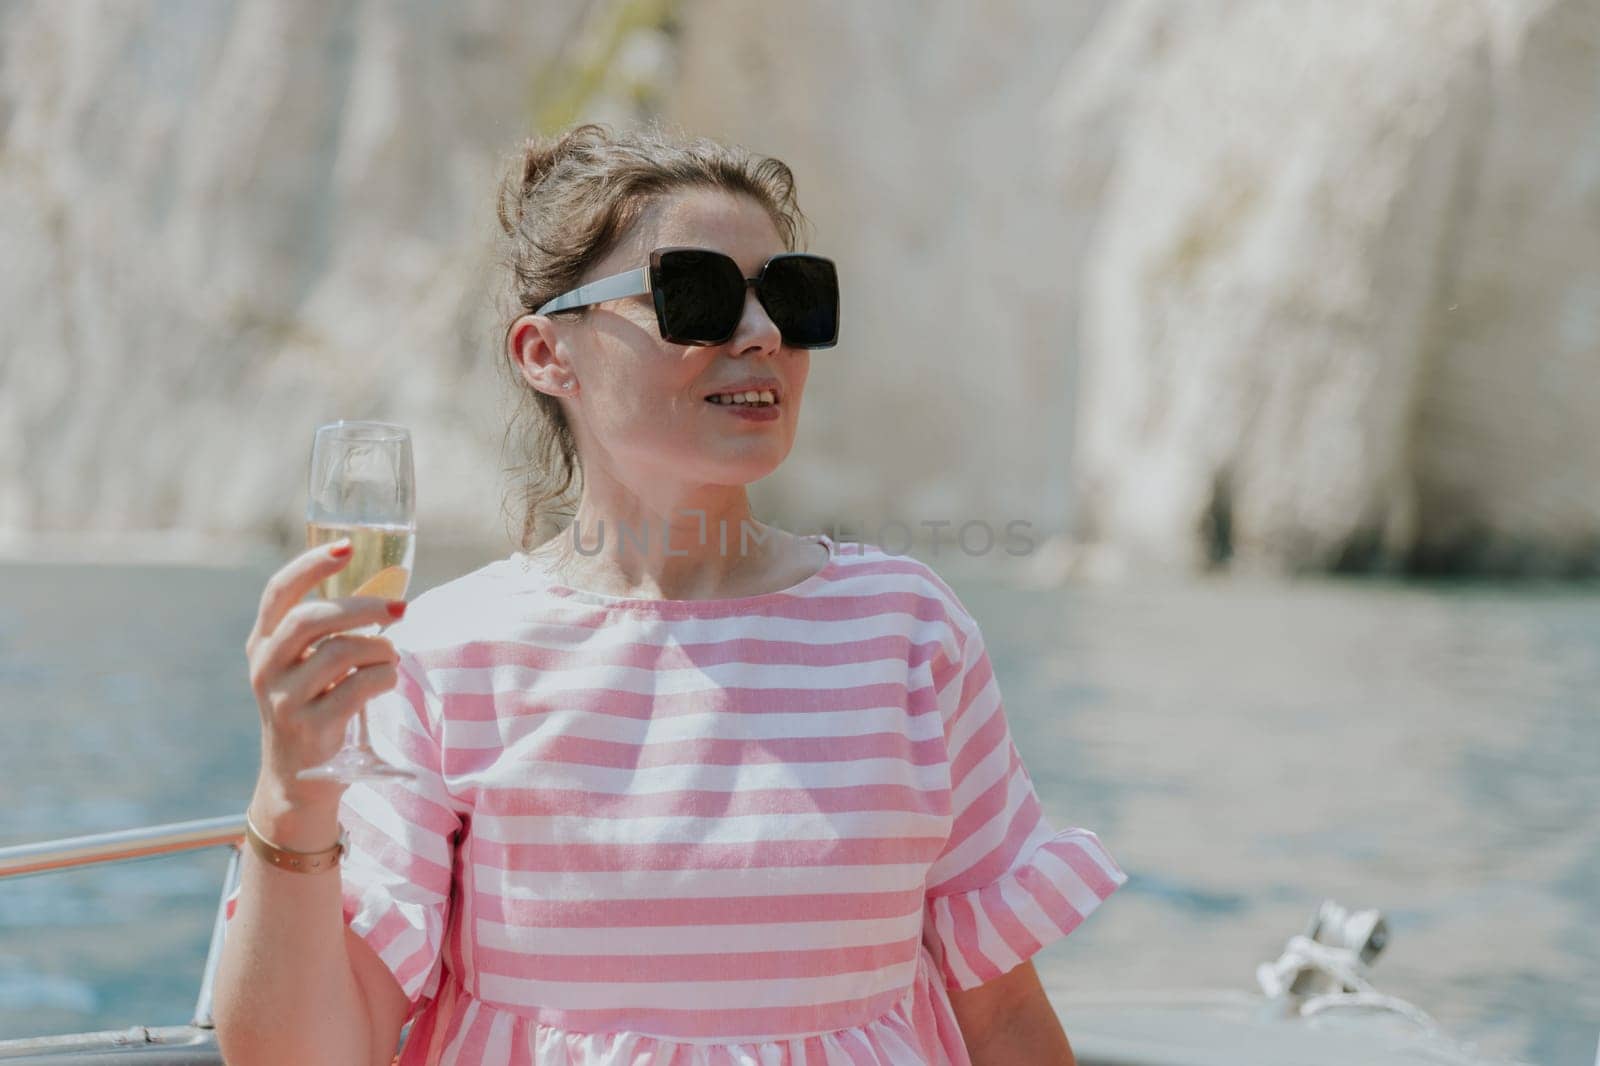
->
[498,124,612,236]
[519,137,564,193]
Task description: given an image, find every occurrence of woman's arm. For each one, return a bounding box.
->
[214,543,413,1066]
[946,960,1077,1066]
[213,792,408,1066]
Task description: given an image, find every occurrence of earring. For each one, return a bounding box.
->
[561,381,572,390]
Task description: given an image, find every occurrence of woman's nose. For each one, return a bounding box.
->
[734,285,782,352]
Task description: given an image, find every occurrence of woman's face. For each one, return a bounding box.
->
[543,188,811,497]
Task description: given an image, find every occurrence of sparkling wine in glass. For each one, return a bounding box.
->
[297,420,417,784]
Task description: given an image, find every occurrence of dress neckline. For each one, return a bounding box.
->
[509,532,840,613]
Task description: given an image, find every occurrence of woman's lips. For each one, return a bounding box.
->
[705,399,781,422]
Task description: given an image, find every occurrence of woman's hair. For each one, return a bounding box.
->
[494,121,811,552]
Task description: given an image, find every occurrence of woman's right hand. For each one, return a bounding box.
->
[244,538,407,821]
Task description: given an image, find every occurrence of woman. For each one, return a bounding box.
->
[214,122,1127,1066]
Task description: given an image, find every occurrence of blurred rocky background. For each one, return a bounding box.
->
[2,0,1598,577]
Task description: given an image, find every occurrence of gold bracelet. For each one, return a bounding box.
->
[243,810,349,874]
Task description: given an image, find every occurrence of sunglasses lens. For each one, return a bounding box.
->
[655,250,746,344]
[760,256,839,348]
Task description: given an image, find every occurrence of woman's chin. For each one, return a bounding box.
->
[689,447,790,486]
[697,424,792,453]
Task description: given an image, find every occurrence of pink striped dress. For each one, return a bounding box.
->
[229,532,1126,1064]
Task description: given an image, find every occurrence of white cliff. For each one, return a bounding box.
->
[2,0,1596,575]
[1059,0,1600,576]
[0,0,587,552]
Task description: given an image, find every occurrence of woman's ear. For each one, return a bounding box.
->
[506,313,569,396]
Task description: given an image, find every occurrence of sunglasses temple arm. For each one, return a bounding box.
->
[534,267,650,315]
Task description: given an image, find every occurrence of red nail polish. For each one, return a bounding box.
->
[387,601,407,619]
[329,541,353,559]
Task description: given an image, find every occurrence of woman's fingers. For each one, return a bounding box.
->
[306,661,401,723]
[256,597,406,683]
[255,658,400,791]
[282,633,400,707]
[243,541,411,791]
[250,540,355,647]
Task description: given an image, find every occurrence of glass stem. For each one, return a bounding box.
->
[356,705,373,751]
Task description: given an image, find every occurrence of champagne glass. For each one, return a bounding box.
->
[297,420,418,783]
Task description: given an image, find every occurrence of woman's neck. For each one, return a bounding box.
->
[530,511,799,600]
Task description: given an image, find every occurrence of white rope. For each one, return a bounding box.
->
[1255,934,1440,1031]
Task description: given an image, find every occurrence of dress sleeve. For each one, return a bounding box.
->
[921,615,1128,992]
[335,646,462,1008]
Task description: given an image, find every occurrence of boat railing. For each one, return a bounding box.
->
[0,826,1545,1066]
[0,815,246,1032]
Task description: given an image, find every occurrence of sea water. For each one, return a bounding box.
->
[0,551,1595,1064]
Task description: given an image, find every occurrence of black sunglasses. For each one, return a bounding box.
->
[535,246,840,349]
